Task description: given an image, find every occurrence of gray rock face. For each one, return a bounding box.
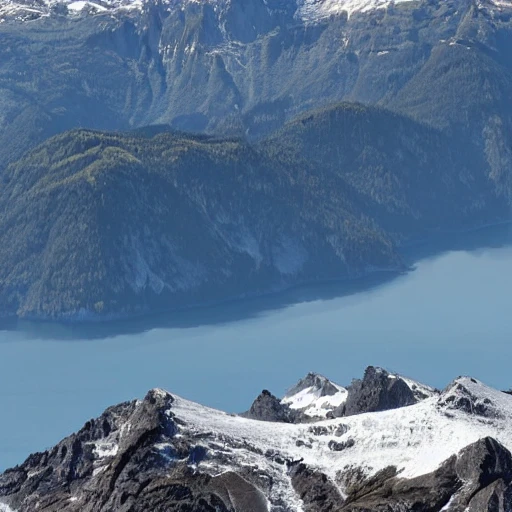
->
[242,389,298,423]
[339,460,459,511]
[209,472,269,512]
[339,366,417,417]
[450,437,512,511]
[439,378,503,419]
[290,463,345,512]
[0,390,231,512]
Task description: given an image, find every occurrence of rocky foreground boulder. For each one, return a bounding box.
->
[1,368,512,511]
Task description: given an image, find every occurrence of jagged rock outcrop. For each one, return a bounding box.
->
[244,367,436,424]
[242,389,298,423]
[338,437,512,511]
[290,463,345,512]
[338,366,418,417]
[439,377,505,419]
[0,389,261,512]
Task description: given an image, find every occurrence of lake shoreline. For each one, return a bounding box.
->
[2,219,511,334]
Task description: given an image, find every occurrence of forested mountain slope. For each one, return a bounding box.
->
[1,99,511,319]
[269,103,509,235]
[0,124,401,319]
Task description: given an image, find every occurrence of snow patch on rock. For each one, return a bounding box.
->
[439,376,512,419]
[91,441,119,459]
[0,0,147,21]
[0,504,17,512]
[0,0,421,24]
[284,385,347,417]
[488,0,512,8]
[297,0,416,21]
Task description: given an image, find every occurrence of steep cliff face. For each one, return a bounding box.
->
[2,369,512,511]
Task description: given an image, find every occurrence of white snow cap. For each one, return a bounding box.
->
[489,0,512,8]
[281,368,438,418]
[297,0,512,22]
[0,0,148,21]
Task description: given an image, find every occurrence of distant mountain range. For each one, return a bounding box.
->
[1,0,512,167]
[2,366,512,511]
[1,0,512,319]
[0,0,427,22]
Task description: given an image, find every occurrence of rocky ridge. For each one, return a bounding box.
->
[244,366,439,422]
[0,0,417,23]
[2,367,512,511]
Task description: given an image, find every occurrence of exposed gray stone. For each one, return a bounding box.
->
[241,389,299,423]
[339,366,417,417]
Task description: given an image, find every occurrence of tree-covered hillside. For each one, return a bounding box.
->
[1,99,511,319]
[0,125,400,319]
[1,0,512,319]
[269,103,508,237]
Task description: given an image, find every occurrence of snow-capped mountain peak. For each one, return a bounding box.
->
[3,371,512,510]
[281,372,348,418]
[438,375,512,419]
[278,366,439,421]
[296,0,512,22]
[165,376,512,500]
[2,0,512,25]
